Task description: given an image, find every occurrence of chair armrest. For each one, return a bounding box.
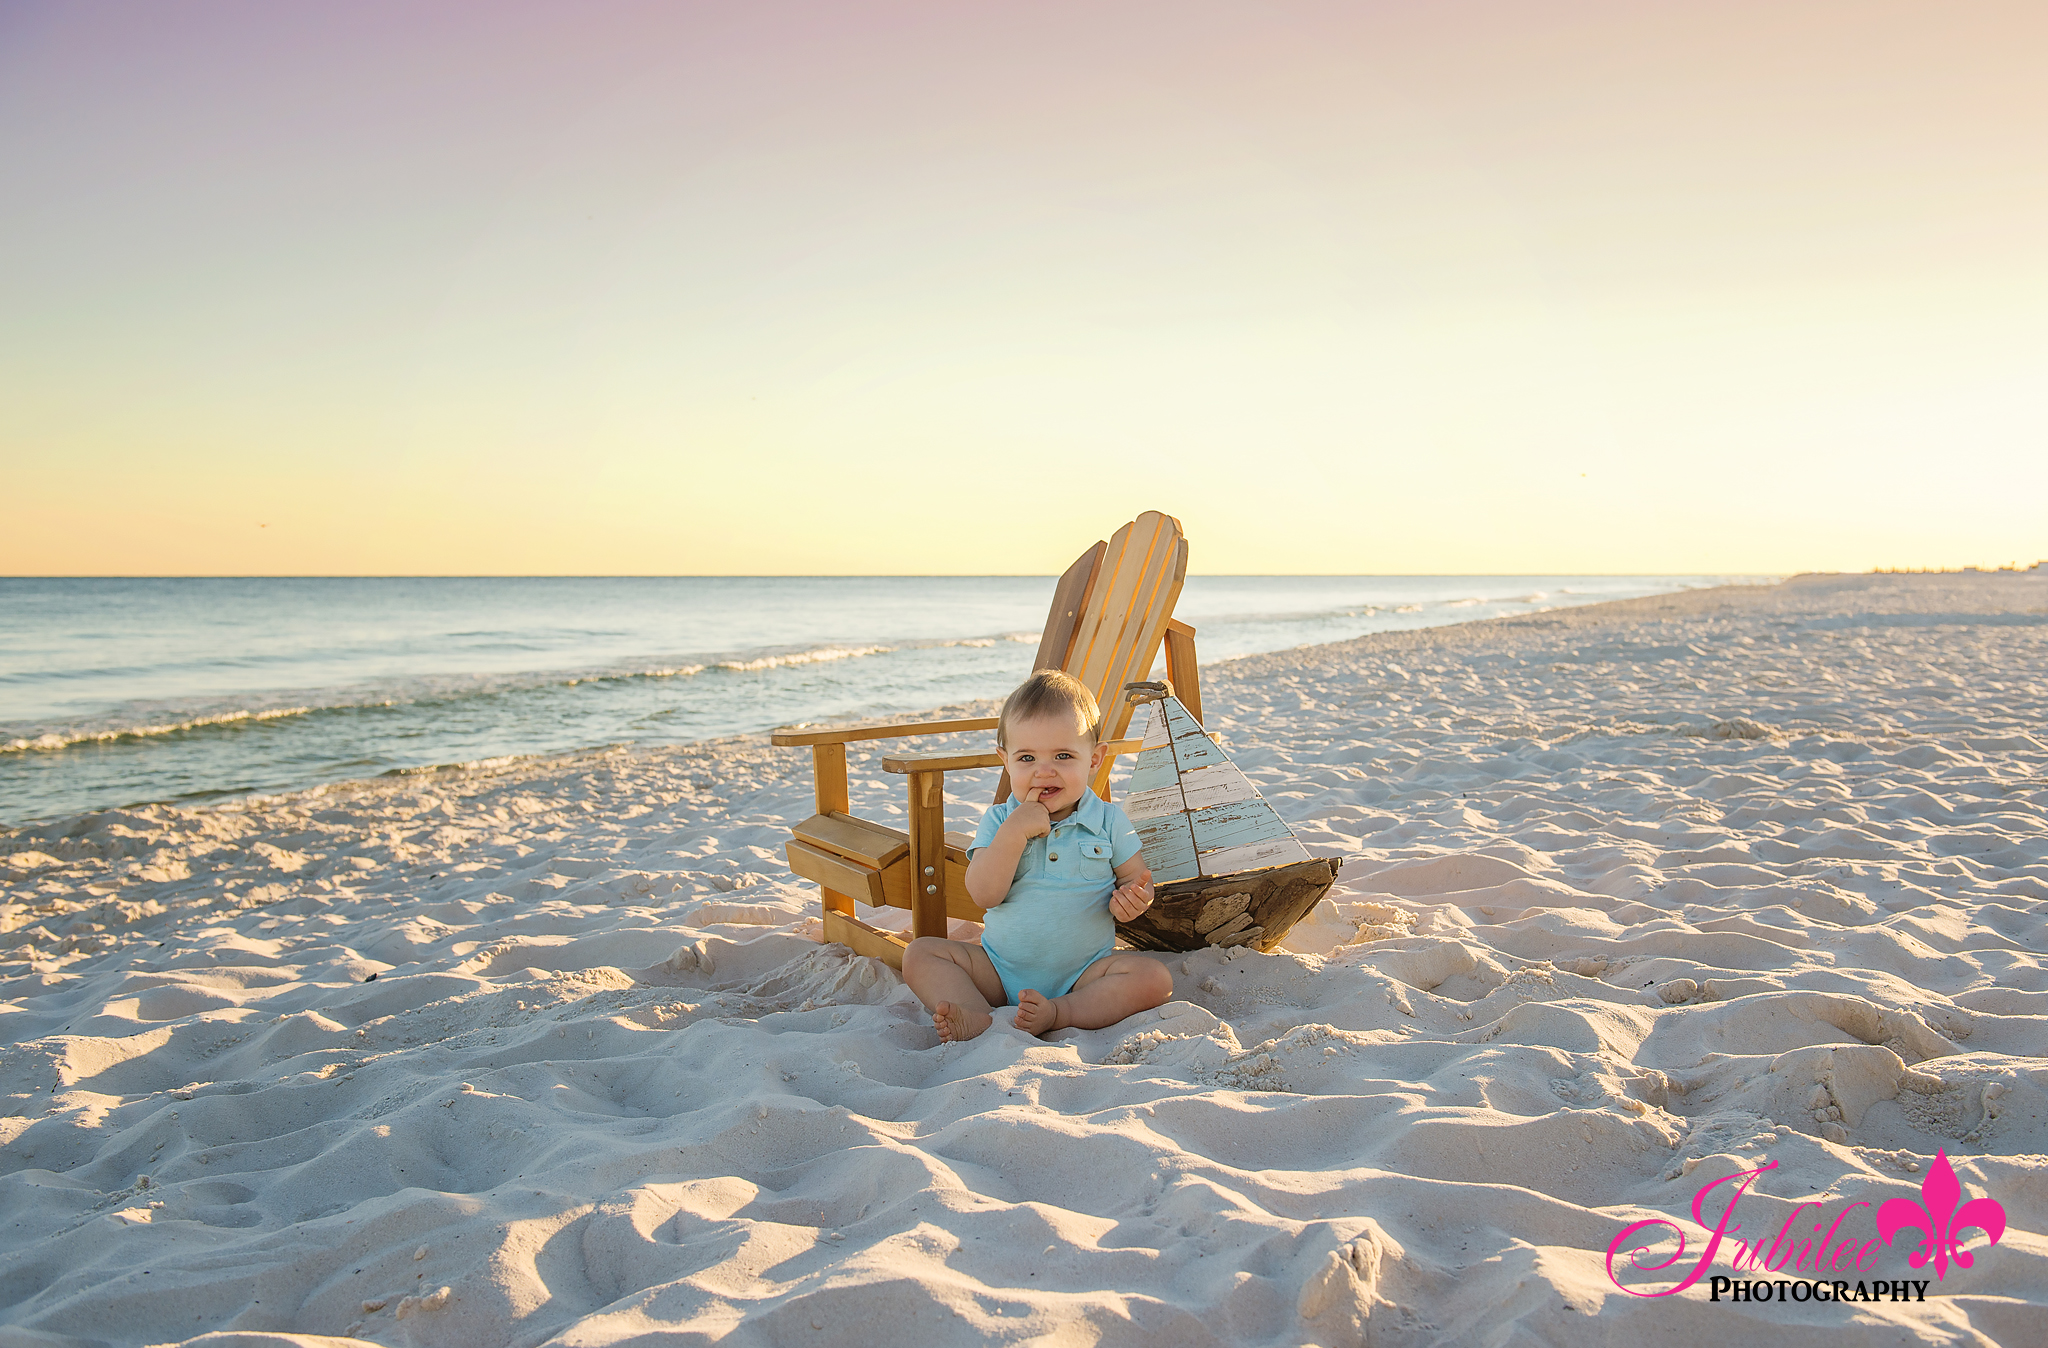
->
[881,738,1143,775]
[882,750,1004,774]
[772,716,1000,748]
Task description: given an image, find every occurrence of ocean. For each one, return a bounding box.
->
[0,575,1743,824]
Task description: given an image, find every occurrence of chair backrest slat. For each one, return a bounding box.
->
[1032,541,1106,674]
[1062,513,1187,784]
[1093,533,1186,746]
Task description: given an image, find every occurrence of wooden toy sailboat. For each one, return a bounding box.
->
[1115,682,1339,953]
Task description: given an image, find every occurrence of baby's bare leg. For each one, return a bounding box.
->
[902,937,1006,1042]
[1015,952,1173,1035]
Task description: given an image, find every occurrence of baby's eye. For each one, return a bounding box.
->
[1054,751,1074,760]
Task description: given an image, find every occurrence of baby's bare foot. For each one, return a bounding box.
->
[1013,989,1065,1037]
[933,1001,991,1043]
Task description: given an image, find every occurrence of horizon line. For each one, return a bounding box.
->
[0,571,1797,582]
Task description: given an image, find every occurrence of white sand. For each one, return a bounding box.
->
[3,572,2044,1346]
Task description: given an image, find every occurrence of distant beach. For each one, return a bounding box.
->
[2,571,2042,1345]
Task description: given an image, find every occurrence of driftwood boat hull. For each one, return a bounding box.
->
[1116,856,1339,954]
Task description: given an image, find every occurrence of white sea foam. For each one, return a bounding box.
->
[565,664,707,685]
[1,645,898,758]
[2,705,319,754]
[713,644,894,672]
[381,752,537,777]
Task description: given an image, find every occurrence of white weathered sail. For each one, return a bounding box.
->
[1122,694,1312,884]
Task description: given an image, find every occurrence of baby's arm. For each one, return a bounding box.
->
[965,792,1052,909]
[1108,854,1155,923]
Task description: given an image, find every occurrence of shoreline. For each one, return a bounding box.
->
[0,572,1748,828]
[2,571,2044,1346]
[0,574,1762,832]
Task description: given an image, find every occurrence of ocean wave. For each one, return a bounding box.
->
[714,644,893,673]
[380,753,535,778]
[3,705,320,754]
[0,640,933,755]
[564,665,707,686]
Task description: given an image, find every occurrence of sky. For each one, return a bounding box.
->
[2,1,2043,577]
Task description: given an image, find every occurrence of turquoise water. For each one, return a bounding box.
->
[0,575,1739,823]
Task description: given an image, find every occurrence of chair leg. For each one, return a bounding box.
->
[907,770,948,939]
[811,742,860,917]
[1164,620,1202,725]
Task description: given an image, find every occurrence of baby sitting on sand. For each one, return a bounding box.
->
[903,670,1174,1042]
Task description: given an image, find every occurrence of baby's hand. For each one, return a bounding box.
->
[1006,793,1053,840]
[1109,878,1154,923]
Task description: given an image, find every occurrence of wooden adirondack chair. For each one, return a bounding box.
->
[773,511,1201,970]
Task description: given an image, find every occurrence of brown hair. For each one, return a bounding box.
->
[997,670,1100,748]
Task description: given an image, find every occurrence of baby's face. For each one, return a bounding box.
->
[1000,711,1104,817]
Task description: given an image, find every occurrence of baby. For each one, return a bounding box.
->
[903,670,1174,1042]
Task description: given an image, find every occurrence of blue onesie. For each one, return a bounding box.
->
[969,789,1144,1005]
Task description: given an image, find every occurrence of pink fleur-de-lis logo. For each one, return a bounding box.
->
[1876,1150,2007,1280]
